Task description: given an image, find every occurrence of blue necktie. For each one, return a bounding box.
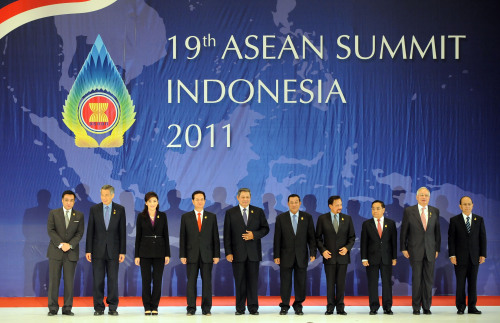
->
[242,208,248,225]
[292,214,298,234]
[104,206,110,229]
[466,216,471,233]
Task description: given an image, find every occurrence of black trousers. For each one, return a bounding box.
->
[232,260,259,312]
[454,260,479,311]
[140,257,165,311]
[410,256,435,311]
[324,263,347,312]
[92,255,120,311]
[366,263,393,311]
[186,258,213,312]
[279,258,307,311]
[48,254,77,312]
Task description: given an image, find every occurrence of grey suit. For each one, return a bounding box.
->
[400,204,441,311]
[47,208,84,312]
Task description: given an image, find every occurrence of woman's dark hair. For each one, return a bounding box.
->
[141,191,159,216]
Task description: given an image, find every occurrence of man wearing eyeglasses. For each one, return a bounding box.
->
[360,200,397,315]
[400,187,441,315]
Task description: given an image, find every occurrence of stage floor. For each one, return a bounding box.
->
[1,305,499,322]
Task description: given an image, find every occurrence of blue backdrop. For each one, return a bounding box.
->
[0,0,499,297]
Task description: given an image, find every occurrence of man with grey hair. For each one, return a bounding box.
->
[86,185,126,316]
[224,188,269,315]
[400,187,441,315]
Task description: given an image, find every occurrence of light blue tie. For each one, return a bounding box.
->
[292,214,298,234]
[104,206,110,229]
[333,214,339,233]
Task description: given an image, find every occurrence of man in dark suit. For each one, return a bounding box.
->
[316,195,355,315]
[360,200,397,315]
[224,188,269,315]
[180,191,220,315]
[400,187,441,315]
[448,196,487,315]
[274,194,316,315]
[85,185,126,316]
[47,190,84,316]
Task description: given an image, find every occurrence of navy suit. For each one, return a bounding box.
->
[400,204,441,312]
[360,217,397,312]
[224,205,269,313]
[448,213,487,311]
[86,202,126,311]
[180,210,220,313]
[273,211,316,311]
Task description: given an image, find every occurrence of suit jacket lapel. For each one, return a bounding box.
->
[285,212,296,236]
[97,203,106,230]
[370,219,381,239]
[58,208,67,234]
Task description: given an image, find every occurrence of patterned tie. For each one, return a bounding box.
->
[333,214,339,233]
[377,219,382,238]
[421,207,427,231]
[242,208,248,225]
[466,216,471,233]
[65,210,70,228]
[292,214,298,234]
[104,206,110,229]
[197,212,202,232]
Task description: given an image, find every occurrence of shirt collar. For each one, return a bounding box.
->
[195,209,204,216]
[63,207,72,213]
[239,205,249,213]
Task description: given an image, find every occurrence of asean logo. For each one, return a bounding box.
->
[62,35,135,147]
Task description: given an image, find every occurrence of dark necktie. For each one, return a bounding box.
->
[65,210,70,228]
[466,216,471,233]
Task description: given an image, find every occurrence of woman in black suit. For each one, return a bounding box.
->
[134,192,170,315]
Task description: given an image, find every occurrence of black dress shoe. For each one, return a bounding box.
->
[413,310,420,315]
[383,309,393,315]
[325,310,334,315]
[279,309,288,315]
[187,310,195,316]
[202,311,211,316]
[369,310,377,315]
[62,310,74,316]
[94,310,104,316]
[423,309,432,315]
[108,310,119,316]
[457,310,464,315]
[468,309,482,314]
[337,310,347,315]
[151,310,158,316]
[235,310,244,315]
[47,310,57,316]
[249,311,259,315]
[295,310,304,315]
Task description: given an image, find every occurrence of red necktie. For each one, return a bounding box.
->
[421,207,427,231]
[197,212,202,232]
[377,219,382,238]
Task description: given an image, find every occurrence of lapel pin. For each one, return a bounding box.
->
[341,218,344,221]
[157,215,160,219]
[251,210,254,213]
[72,213,75,216]
[205,216,207,219]
[474,217,477,220]
[301,217,303,220]
[385,225,387,228]
[113,209,116,214]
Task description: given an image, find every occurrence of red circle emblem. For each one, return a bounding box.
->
[79,92,119,134]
